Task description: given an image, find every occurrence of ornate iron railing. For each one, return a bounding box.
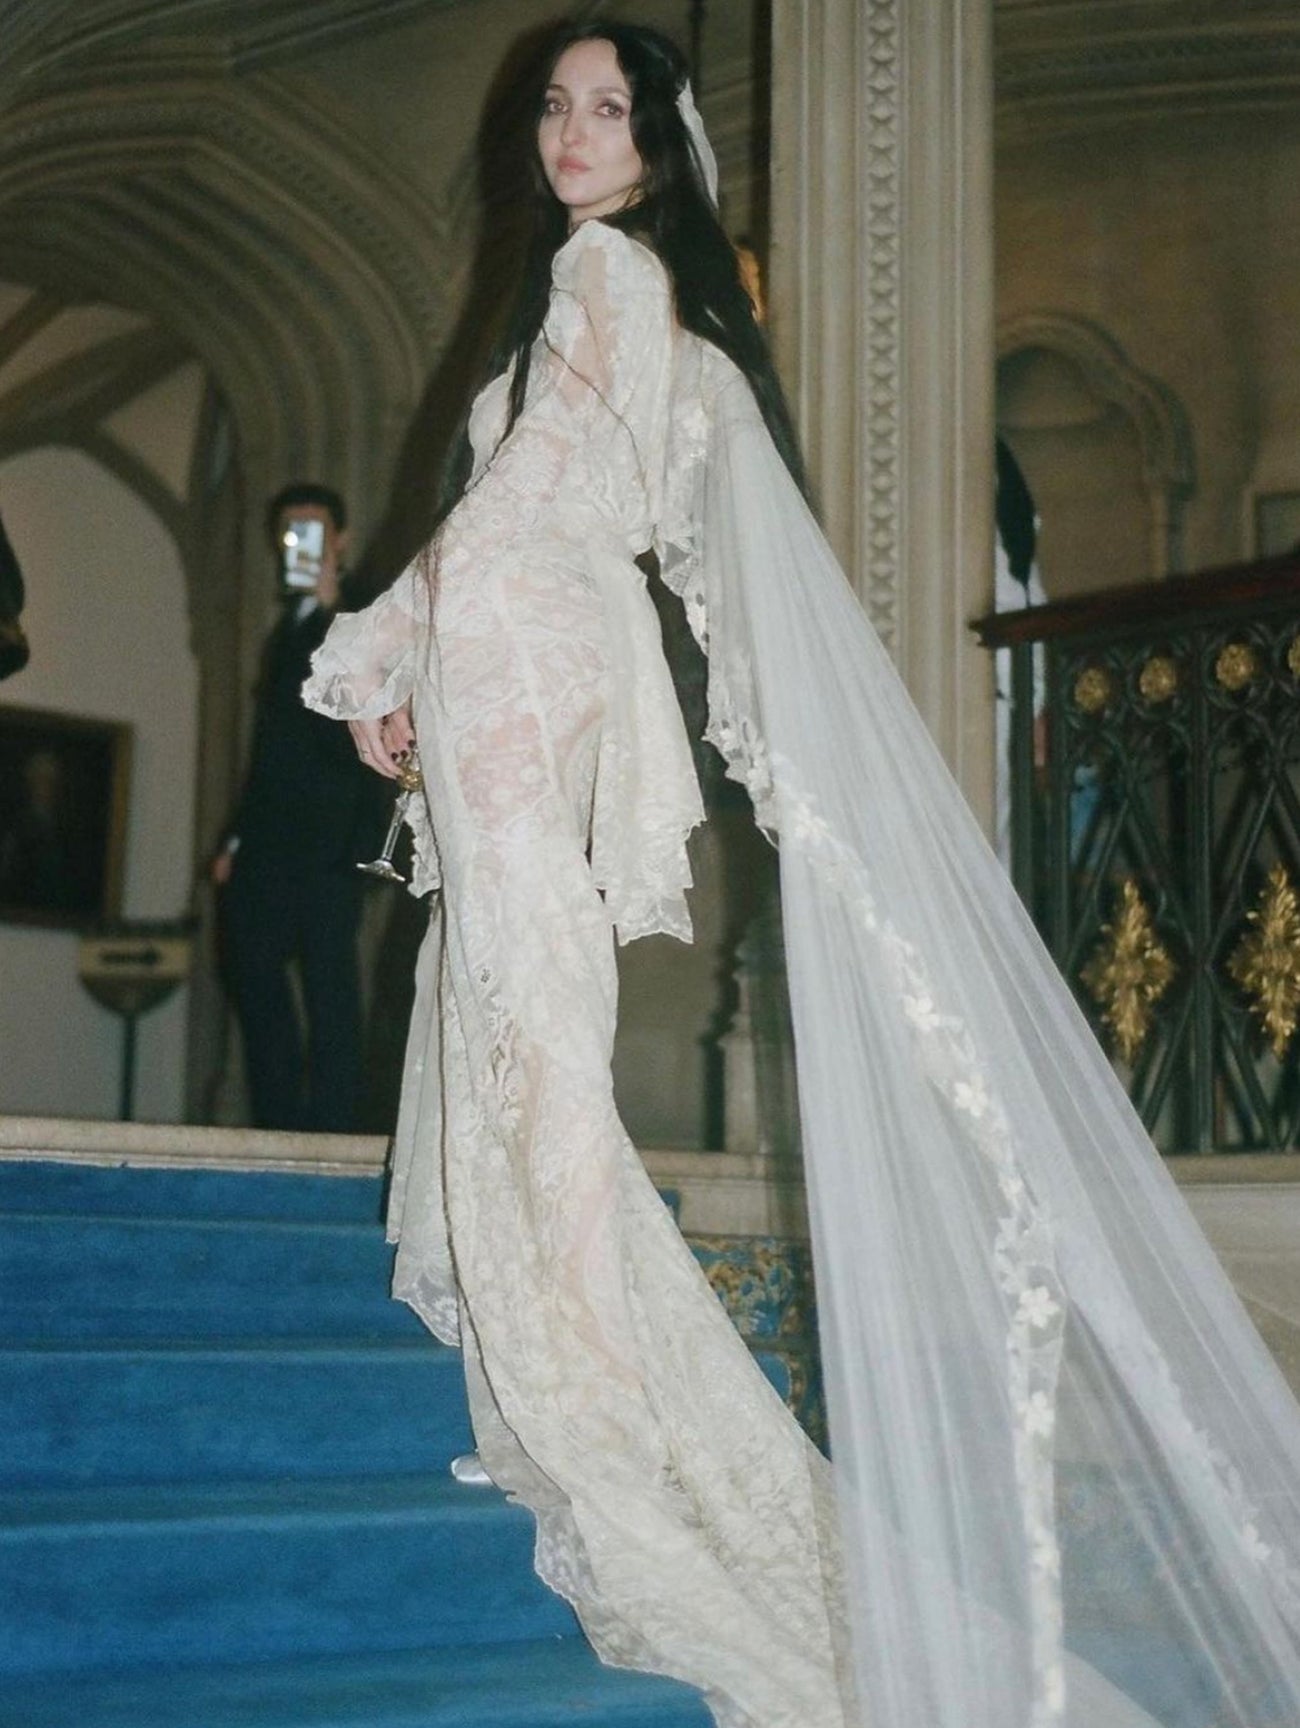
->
[976,555,1300,1152]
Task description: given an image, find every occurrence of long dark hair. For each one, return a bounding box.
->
[438,20,806,518]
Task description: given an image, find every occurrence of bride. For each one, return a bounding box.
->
[304,21,1300,1728]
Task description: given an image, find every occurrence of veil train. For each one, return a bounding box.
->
[659,360,1300,1728]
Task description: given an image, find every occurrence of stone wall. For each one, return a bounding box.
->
[0,442,199,1120]
[997,106,1300,600]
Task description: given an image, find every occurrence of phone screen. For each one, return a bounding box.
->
[281,517,325,592]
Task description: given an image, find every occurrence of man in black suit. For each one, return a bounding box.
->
[0,508,29,681]
[213,484,384,1131]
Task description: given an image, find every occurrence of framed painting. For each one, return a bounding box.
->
[0,704,131,930]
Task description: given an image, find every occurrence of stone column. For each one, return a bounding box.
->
[769,0,997,823]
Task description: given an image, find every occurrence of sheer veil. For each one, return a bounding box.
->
[660,352,1300,1728]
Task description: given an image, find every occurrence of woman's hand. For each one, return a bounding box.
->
[383,704,416,760]
[349,705,415,780]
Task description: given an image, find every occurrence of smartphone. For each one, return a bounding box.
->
[280,517,325,592]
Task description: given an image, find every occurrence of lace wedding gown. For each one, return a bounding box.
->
[304,220,848,1728]
[305,220,1300,1728]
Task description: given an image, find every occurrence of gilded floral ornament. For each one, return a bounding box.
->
[1228,864,1300,1060]
[1081,879,1175,1063]
[1074,666,1114,713]
[1215,642,1258,691]
[1138,655,1179,704]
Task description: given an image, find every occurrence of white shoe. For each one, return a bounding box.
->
[450,1451,493,1486]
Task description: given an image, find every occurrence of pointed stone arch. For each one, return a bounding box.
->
[0,65,478,1117]
[996,312,1196,578]
[0,75,465,528]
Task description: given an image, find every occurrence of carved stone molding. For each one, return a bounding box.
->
[995,2,1300,134]
[860,3,904,650]
[3,0,465,89]
[770,0,996,815]
[769,0,903,646]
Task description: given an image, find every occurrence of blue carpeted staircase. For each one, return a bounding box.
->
[0,1159,713,1728]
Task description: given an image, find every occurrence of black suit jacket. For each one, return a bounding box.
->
[0,512,22,618]
[232,603,386,869]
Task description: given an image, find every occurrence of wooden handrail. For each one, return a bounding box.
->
[972,551,1300,649]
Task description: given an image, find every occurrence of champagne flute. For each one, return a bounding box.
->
[357,748,422,884]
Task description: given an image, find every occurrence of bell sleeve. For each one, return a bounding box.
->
[300,564,424,722]
[301,221,674,725]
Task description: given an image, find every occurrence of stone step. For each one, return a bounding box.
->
[0,1638,711,1728]
[0,1476,577,1676]
[0,1341,471,1488]
[0,1211,422,1342]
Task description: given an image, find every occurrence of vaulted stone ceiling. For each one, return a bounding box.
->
[0,0,758,553]
[0,0,488,525]
[2,0,1296,540]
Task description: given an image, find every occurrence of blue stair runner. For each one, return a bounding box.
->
[0,1159,714,1728]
